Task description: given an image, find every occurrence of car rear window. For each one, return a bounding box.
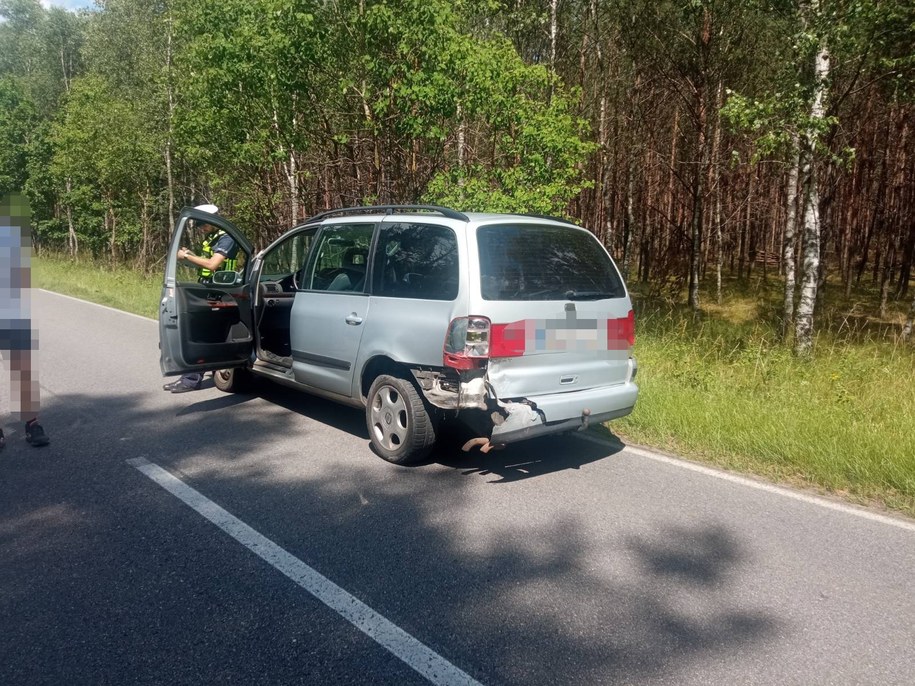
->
[477,224,625,301]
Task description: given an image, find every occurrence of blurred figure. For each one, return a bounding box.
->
[0,194,49,449]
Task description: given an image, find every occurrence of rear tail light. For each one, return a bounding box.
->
[446,309,635,369]
[607,309,636,348]
[444,317,491,369]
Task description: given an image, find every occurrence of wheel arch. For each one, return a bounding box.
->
[359,355,412,402]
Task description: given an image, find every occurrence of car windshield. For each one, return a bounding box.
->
[477,224,625,301]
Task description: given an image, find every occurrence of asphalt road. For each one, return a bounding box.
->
[1,289,913,685]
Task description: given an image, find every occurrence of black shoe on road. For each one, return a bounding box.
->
[163,380,183,391]
[25,421,50,447]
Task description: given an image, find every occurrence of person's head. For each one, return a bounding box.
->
[192,204,218,236]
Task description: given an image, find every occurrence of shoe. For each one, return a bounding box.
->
[25,420,50,447]
[163,380,183,391]
[171,383,200,394]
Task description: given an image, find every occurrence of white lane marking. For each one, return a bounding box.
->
[126,457,482,686]
[578,433,915,534]
[38,289,156,322]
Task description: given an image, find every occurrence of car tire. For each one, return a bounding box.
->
[366,374,436,464]
[213,367,252,393]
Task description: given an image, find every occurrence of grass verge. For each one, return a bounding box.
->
[615,290,915,517]
[34,254,160,319]
[34,254,915,517]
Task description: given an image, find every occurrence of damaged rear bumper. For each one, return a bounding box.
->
[412,368,638,449]
[488,382,638,445]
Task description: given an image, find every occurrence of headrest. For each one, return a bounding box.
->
[343,247,368,270]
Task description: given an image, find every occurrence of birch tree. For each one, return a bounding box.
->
[794,0,830,356]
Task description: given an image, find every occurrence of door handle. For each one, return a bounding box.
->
[345,313,364,326]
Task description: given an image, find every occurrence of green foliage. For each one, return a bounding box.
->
[50,73,162,256]
[424,39,594,215]
[721,87,840,161]
[0,1,85,114]
[0,76,35,194]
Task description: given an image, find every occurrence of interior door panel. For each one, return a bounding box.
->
[159,206,254,375]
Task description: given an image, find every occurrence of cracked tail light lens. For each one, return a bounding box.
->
[443,316,491,369]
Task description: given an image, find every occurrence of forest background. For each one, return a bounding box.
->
[2,0,914,513]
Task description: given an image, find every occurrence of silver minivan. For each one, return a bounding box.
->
[160,205,638,463]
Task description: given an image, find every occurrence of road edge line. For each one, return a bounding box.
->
[577,433,915,534]
[38,289,156,322]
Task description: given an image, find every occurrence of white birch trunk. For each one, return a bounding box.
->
[782,134,800,340]
[288,148,298,224]
[794,6,829,356]
[456,101,465,170]
[549,0,558,76]
[622,161,635,280]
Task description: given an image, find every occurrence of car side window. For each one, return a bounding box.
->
[372,223,459,300]
[175,217,249,285]
[260,228,316,292]
[303,223,374,292]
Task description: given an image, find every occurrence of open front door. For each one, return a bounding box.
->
[159,206,255,376]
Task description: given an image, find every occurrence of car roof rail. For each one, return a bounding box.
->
[306,204,469,223]
[519,213,580,227]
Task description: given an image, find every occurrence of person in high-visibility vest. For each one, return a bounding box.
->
[196,228,238,280]
[165,205,240,393]
[177,224,238,285]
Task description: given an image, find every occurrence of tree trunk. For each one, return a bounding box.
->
[139,186,150,269]
[902,294,915,341]
[107,196,117,265]
[65,177,78,258]
[288,148,299,224]
[457,101,466,170]
[549,0,558,82]
[878,228,898,318]
[782,136,800,340]
[794,11,829,357]
[739,171,753,280]
[622,160,635,280]
[165,13,176,231]
[688,10,711,312]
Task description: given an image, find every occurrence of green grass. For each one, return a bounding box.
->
[34,254,160,319]
[33,254,915,517]
[615,288,915,517]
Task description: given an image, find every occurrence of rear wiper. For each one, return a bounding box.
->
[564,290,616,300]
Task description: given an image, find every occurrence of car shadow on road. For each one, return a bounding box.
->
[203,380,628,483]
[432,430,626,482]
[252,381,370,438]
[175,392,258,416]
